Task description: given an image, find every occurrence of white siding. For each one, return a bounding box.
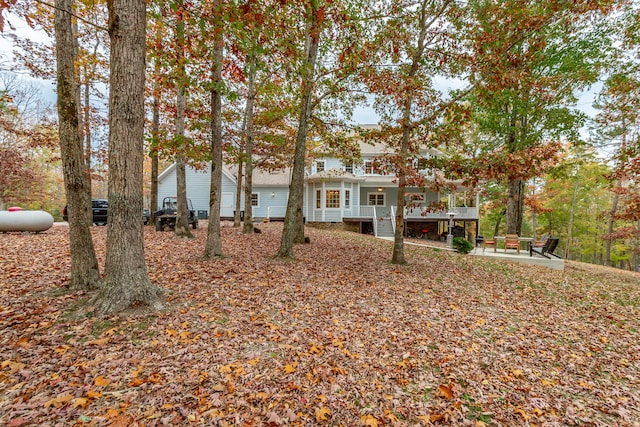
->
[157,165,236,215]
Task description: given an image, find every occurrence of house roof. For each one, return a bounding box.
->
[346,125,442,157]
[306,169,365,183]
[158,162,238,184]
[226,165,292,187]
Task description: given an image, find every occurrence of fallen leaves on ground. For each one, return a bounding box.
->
[1,222,639,426]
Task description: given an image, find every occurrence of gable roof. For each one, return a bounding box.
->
[158,163,237,184]
[226,165,292,186]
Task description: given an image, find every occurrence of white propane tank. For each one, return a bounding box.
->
[0,210,55,232]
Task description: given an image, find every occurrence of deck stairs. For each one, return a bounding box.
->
[376,217,395,238]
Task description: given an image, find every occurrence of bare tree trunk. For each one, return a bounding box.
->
[493,208,505,237]
[243,54,257,235]
[234,158,243,227]
[150,93,159,223]
[565,179,579,259]
[54,0,101,291]
[277,4,319,258]
[150,13,162,225]
[506,178,525,235]
[605,190,619,267]
[203,0,223,258]
[173,0,194,239]
[94,0,164,314]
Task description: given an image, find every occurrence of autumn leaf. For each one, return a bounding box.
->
[72,397,89,408]
[360,414,379,426]
[94,376,111,387]
[514,407,530,420]
[438,383,454,399]
[284,363,297,374]
[44,394,74,408]
[86,390,103,399]
[315,406,331,422]
[85,337,110,346]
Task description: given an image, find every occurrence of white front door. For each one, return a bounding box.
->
[221,192,234,218]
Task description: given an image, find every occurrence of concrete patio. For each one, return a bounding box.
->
[469,246,565,270]
[379,237,565,271]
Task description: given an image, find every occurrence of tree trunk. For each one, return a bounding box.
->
[605,190,619,267]
[150,93,159,224]
[150,16,162,225]
[565,179,579,259]
[173,0,194,239]
[277,4,320,258]
[94,0,163,314]
[203,0,223,258]
[234,156,243,227]
[390,0,440,264]
[54,0,101,291]
[506,178,525,235]
[392,100,411,265]
[243,54,257,235]
[493,208,505,237]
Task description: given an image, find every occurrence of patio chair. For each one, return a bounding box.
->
[504,234,520,254]
[529,237,561,259]
[531,234,549,249]
[482,236,497,252]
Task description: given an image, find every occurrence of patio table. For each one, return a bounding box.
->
[494,236,533,251]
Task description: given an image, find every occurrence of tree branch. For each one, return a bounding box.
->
[35,0,108,32]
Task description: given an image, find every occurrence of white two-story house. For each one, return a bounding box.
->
[156,129,479,241]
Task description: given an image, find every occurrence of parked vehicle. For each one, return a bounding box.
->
[63,200,150,226]
[62,199,108,225]
[154,196,198,231]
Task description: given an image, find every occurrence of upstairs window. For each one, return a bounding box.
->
[344,161,353,173]
[364,160,382,175]
[315,160,325,173]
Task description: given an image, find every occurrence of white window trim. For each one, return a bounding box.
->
[344,189,351,209]
[315,160,326,173]
[251,192,260,208]
[325,189,341,209]
[344,161,353,173]
[367,192,385,206]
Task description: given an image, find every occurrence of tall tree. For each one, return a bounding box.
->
[203,0,224,259]
[172,0,194,238]
[466,0,616,235]
[54,0,101,290]
[277,0,321,258]
[359,0,461,264]
[242,53,257,234]
[93,0,163,313]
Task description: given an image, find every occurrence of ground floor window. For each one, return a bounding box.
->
[368,193,385,206]
[326,190,340,208]
[251,193,259,207]
[316,190,321,209]
[345,190,350,208]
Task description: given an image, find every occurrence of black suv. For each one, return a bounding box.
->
[62,199,108,225]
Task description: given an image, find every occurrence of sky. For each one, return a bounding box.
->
[1,13,603,134]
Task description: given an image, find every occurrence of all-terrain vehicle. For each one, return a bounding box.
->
[155,196,198,231]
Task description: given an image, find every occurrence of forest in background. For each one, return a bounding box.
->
[0,0,638,272]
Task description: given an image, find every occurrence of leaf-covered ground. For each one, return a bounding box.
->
[1,222,639,426]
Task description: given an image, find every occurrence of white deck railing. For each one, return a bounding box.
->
[404,206,479,220]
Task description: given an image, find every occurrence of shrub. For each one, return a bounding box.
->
[452,237,474,254]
